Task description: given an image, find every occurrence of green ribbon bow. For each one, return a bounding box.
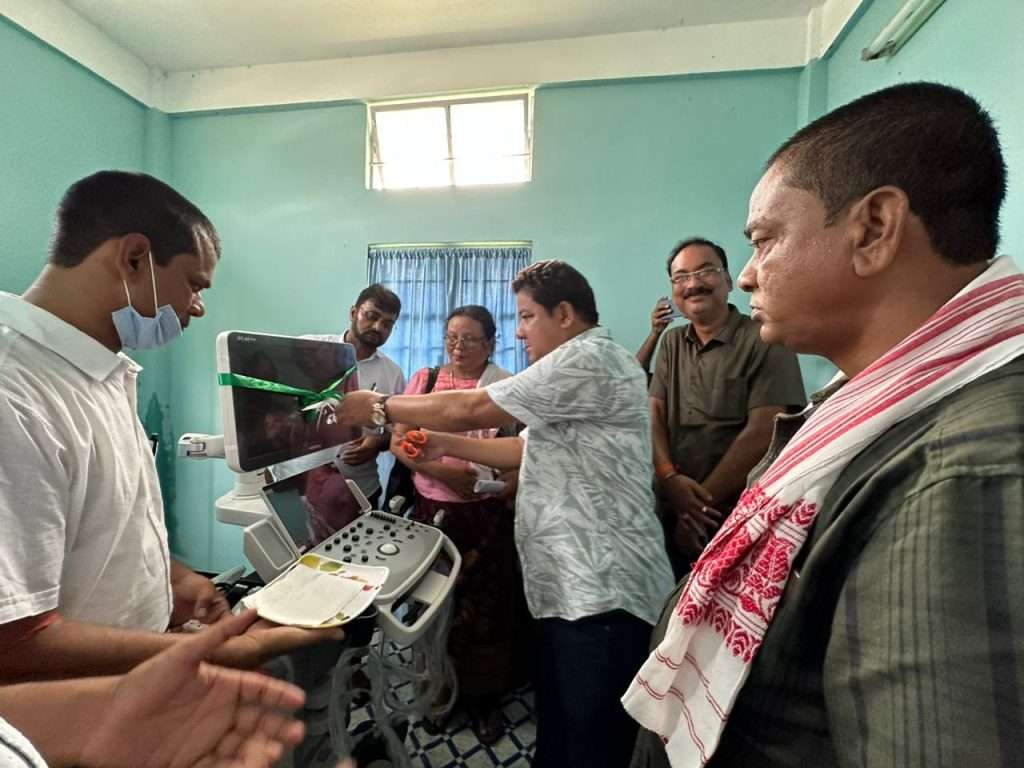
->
[217,364,357,421]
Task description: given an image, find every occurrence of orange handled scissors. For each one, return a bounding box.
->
[400,429,428,459]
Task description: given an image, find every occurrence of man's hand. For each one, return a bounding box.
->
[337,389,378,428]
[393,429,448,463]
[663,474,722,541]
[497,469,519,501]
[210,619,344,669]
[440,465,480,501]
[672,517,706,562]
[79,610,306,768]
[651,300,674,335]
[340,434,385,466]
[171,565,230,626]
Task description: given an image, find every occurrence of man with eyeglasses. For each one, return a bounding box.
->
[304,284,405,507]
[626,81,1024,768]
[649,237,804,576]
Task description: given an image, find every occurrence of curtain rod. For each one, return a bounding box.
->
[369,241,532,248]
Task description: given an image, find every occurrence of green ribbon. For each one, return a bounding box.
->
[217,365,357,421]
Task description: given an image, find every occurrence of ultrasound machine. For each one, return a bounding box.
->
[178,331,461,767]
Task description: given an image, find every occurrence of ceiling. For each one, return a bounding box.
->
[4,0,861,112]
[61,0,825,72]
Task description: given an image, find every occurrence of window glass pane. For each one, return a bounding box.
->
[374,107,449,189]
[450,100,528,186]
[453,155,530,186]
[450,99,526,156]
[369,96,532,190]
[375,107,448,162]
[377,159,451,190]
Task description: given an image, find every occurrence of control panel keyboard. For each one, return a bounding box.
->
[308,511,442,602]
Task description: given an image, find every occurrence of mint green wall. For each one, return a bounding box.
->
[797,57,830,126]
[6,0,1022,572]
[0,16,182,555]
[824,0,1024,257]
[168,71,803,569]
[0,18,147,291]
[789,0,1024,392]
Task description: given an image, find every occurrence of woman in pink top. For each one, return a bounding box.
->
[392,305,520,744]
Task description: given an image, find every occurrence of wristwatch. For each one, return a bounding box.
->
[370,395,392,427]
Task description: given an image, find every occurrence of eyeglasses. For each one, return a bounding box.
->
[443,333,486,348]
[669,266,727,285]
[358,307,396,329]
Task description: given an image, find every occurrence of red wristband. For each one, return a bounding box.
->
[655,462,676,480]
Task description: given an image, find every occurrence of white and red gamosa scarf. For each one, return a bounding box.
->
[622,256,1024,767]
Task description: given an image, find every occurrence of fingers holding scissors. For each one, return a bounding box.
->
[400,429,428,459]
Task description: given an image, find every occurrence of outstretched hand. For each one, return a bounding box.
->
[336,389,379,428]
[170,567,230,626]
[497,469,519,502]
[443,465,480,500]
[394,429,447,463]
[79,610,307,768]
[213,617,345,669]
[340,434,385,466]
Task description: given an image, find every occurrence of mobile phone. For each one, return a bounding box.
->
[658,296,684,320]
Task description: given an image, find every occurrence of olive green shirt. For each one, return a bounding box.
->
[649,306,805,507]
[632,356,1024,768]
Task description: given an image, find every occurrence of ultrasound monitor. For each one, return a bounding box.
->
[217,331,361,473]
[262,461,363,554]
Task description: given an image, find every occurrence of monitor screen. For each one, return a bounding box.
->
[217,331,361,473]
[262,462,364,553]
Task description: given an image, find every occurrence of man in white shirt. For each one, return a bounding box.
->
[304,284,406,507]
[339,260,675,768]
[0,171,334,681]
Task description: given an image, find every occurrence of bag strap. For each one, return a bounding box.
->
[425,366,440,394]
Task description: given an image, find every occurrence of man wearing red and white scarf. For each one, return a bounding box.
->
[624,82,1024,768]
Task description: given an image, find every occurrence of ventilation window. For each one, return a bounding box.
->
[369,93,533,190]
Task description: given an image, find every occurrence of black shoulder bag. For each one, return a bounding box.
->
[382,366,440,514]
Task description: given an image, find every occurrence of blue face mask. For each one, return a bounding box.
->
[111,252,183,350]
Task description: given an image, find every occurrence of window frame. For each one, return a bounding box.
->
[367,91,534,190]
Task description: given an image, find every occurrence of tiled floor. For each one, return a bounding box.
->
[344,627,537,768]
[402,684,536,767]
[299,662,536,766]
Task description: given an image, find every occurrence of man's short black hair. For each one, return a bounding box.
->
[666,237,729,275]
[511,260,599,325]
[49,170,220,267]
[355,284,402,317]
[769,82,1006,265]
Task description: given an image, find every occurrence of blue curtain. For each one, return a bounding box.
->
[367,244,531,378]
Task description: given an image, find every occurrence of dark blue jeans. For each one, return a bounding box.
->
[532,610,653,768]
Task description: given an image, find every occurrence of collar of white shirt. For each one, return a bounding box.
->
[0,292,139,382]
[342,329,381,362]
[573,326,611,343]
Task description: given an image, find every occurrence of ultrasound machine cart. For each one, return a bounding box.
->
[180,331,462,767]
